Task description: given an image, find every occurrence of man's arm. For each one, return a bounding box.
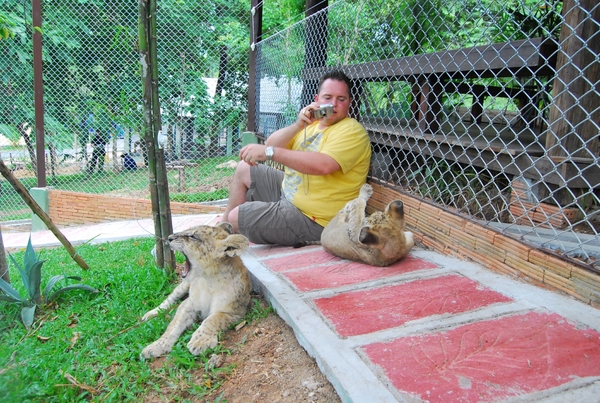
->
[265,102,318,148]
[239,102,341,175]
[271,147,340,175]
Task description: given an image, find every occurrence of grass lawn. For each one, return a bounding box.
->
[0,237,268,402]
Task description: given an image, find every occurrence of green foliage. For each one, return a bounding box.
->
[0,237,241,401]
[0,10,16,40]
[171,188,228,203]
[245,298,274,323]
[0,237,98,327]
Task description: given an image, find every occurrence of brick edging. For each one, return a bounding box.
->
[367,180,600,307]
[48,190,225,226]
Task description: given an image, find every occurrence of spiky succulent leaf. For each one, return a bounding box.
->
[23,237,38,274]
[27,260,45,304]
[8,253,28,292]
[0,295,21,302]
[43,275,67,301]
[46,284,98,303]
[0,277,23,302]
[21,304,36,328]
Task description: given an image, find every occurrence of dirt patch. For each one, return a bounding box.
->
[211,309,341,403]
[143,288,341,403]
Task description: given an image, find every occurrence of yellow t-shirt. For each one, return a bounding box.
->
[282,117,372,227]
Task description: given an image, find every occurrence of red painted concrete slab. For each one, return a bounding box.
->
[362,311,600,403]
[315,274,512,336]
[262,249,342,272]
[281,255,438,291]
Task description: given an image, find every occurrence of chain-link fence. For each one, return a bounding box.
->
[254,0,599,269]
[1,0,598,271]
[1,0,249,223]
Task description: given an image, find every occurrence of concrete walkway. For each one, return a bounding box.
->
[3,215,600,402]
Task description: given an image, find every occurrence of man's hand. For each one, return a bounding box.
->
[239,144,267,166]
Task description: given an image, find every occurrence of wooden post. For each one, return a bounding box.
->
[543,0,599,205]
[546,0,599,158]
[247,0,263,133]
[0,160,90,270]
[32,0,46,187]
[300,0,329,107]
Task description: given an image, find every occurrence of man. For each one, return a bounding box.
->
[88,129,109,174]
[221,70,371,246]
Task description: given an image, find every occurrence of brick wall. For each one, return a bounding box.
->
[48,190,225,226]
[367,180,600,307]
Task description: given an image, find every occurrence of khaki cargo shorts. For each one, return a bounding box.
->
[238,164,323,246]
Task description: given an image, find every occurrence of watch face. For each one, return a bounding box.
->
[266,147,274,158]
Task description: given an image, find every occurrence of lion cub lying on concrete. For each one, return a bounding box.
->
[141,222,251,358]
[321,183,414,267]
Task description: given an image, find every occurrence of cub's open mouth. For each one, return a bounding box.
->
[182,254,190,278]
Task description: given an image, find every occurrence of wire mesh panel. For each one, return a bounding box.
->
[0,0,249,223]
[254,0,599,269]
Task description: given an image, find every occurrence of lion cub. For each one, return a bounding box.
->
[141,222,251,358]
[321,183,414,267]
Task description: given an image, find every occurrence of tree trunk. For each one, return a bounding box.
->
[215,45,228,98]
[0,225,9,284]
[139,0,175,271]
[18,123,38,175]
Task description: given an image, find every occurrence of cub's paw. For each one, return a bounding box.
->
[187,333,218,356]
[141,309,159,321]
[141,340,171,359]
[359,183,373,200]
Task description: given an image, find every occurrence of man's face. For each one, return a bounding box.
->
[314,79,351,126]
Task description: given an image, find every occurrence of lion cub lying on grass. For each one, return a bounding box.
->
[321,183,414,267]
[141,223,252,358]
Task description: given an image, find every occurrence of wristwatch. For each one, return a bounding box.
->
[265,146,275,161]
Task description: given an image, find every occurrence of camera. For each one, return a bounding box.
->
[312,104,334,119]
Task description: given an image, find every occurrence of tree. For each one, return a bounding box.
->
[0,225,8,284]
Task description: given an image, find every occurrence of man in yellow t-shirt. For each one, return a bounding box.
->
[220,70,372,246]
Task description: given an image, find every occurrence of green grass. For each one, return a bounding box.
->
[0,238,270,402]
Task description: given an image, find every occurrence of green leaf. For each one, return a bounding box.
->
[46,284,98,303]
[24,237,38,273]
[0,294,21,303]
[21,305,36,328]
[0,277,23,302]
[43,274,67,301]
[27,260,45,304]
[8,252,28,291]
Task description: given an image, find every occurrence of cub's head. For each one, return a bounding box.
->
[168,222,249,277]
[358,200,414,266]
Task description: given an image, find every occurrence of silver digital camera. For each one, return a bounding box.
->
[312,103,334,119]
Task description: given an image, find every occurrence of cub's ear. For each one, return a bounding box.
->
[216,221,234,234]
[358,226,379,246]
[223,234,249,257]
[385,200,405,221]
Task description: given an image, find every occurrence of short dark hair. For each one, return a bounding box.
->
[317,70,352,98]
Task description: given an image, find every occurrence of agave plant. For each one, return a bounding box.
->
[0,237,98,327]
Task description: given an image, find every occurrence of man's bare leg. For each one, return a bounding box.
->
[220,161,252,232]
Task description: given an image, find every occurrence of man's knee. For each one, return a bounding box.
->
[226,207,240,233]
[234,161,252,188]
